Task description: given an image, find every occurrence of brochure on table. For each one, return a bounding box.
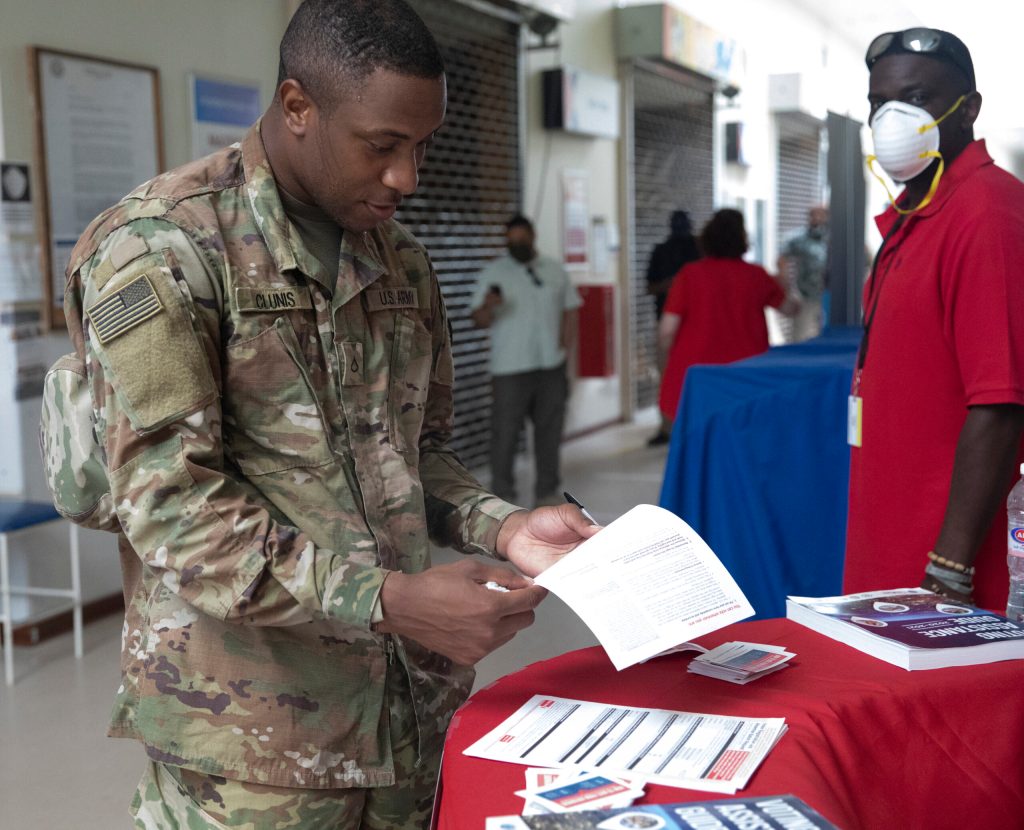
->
[786,588,1024,670]
[463,694,786,794]
[485,793,839,829]
[534,504,754,671]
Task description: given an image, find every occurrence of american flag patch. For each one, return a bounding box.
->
[87,274,164,344]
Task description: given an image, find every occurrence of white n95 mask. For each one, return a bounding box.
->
[869,101,942,182]
[866,95,965,214]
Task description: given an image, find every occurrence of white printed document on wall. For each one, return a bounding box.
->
[534,504,753,671]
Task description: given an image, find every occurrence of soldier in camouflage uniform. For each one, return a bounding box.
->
[38,1,598,827]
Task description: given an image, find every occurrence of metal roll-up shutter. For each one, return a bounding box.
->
[775,115,824,341]
[629,62,714,410]
[776,115,824,253]
[401,0,521,469]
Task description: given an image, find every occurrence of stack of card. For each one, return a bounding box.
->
[517,768,645,816]
[686,641,795,684]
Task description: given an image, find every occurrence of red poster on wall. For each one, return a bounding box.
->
[561,168,589,269]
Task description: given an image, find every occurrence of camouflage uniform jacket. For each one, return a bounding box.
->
[55,123,519,789]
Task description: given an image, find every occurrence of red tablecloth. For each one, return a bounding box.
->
[437,618,1024,830]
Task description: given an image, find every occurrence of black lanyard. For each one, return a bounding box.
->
[856,215,911,374]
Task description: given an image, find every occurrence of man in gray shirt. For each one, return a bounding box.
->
[471,214,581,506]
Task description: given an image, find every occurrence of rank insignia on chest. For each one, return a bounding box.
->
[86,274,164,344]
[366,287,420,311]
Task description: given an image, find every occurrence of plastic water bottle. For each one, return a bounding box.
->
[1007,463,1024,621]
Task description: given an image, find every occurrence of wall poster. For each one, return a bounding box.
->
[561,168,589,271]
[30,47,164,328]
[189,74,262,159]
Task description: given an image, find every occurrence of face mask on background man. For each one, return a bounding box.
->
[508,243,533,263]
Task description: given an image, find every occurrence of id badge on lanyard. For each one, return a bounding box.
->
[847,396,863,447]
[848,368,863,448]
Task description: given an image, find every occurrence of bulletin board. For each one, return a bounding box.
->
[30,47,164,329]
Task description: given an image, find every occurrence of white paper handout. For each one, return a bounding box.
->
[534,504,754,670]
[464,694,787,794]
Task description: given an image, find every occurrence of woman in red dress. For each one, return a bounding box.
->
[657,208,796,425]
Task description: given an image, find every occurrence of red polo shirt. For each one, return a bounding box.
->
[659,257,784,418]
[845,140,1024,610]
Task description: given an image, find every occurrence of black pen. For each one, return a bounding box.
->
[562,490,598,524]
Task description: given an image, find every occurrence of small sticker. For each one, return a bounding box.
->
[87,274,164,344]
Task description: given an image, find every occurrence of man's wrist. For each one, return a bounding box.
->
[495,509,529,558]
[372,570,398,631]
[924,549,976,599]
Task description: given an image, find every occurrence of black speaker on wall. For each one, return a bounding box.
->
[725,122,747,165]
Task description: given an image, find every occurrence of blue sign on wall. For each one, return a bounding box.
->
[193,77,261,127]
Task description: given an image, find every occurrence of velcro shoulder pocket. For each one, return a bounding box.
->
[85,250,217,433]
[39,352,118,531]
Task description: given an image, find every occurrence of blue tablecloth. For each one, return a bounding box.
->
[659,327,861,619]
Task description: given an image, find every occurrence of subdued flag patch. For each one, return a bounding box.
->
[87,274,164,344]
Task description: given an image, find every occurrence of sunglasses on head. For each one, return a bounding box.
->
[865,27,975,89]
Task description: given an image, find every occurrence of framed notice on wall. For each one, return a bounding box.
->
[30,47,164,328]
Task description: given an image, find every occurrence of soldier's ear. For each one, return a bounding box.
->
[277,79,316,137]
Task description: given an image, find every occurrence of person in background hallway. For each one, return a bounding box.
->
[646,209,701,446]
[39,2,598,827]
[844,28,1024,608]
[470,214,581,508]
[777,205,829,342]
[657,208,795,435]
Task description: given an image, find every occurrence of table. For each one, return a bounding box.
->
[659,328,862,619]
[437,618,1024,830]
[0,500,81,685]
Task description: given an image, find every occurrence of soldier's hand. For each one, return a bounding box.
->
[498,505,601,578]
[375,559,545,666]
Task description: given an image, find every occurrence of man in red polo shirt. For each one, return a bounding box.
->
[845,28,1024,610]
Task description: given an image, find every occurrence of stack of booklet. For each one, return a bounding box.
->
[486,793,839,829]
[686,641,796,684]
[786,588,1024,670]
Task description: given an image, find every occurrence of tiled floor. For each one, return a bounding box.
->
[0,412,667,828]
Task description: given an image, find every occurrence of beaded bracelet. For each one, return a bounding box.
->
[924,560,973,584]
[927,550,975,576]
[925,562,974,594]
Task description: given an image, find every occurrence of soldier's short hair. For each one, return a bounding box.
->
[278,0,445,111]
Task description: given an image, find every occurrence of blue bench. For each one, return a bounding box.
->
[0,500,81,686]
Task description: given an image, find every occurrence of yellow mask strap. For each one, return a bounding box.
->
[867,152,945,215]
[918,94,967,134]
